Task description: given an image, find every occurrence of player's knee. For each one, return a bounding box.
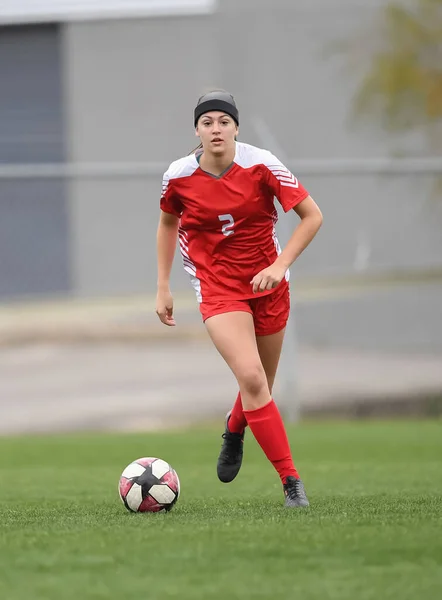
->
[237,364,268,401]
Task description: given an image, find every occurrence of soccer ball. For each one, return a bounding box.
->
[118,457,180,513]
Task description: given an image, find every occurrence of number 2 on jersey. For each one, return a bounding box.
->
[218,214,235,237]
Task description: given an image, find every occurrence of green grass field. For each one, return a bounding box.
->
[1,420,441,600]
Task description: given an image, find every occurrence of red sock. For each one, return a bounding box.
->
[228,392,248,434]
[244,400,299,484]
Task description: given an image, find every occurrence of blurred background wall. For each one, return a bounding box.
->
[1,0,441,352]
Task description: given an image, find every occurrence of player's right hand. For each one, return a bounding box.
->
[156,289,176,326]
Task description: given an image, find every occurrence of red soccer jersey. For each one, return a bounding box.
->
[160,141,309,302]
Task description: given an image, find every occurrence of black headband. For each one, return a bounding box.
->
[194,99,239,127]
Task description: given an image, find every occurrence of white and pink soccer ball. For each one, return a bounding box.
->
[119,457,180,513]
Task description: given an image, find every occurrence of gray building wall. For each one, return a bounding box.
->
[0,0,441,355]
[61,0,442,299]
[63,15,216,295]
[0,24,71,298]
[217,0,442,275]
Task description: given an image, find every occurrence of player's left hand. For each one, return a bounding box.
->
[251,262,287,293]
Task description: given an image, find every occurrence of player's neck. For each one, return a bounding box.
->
[199,146,236,177]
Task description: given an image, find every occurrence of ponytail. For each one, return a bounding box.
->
[188,142,203,156]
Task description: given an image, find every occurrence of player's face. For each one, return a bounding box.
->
[196,112,238,155]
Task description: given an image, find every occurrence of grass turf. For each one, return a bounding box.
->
[0,420,441,599]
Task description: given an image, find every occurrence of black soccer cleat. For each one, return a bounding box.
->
[216,411,245,483]
[283,476,310,508]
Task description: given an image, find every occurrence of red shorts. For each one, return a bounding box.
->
[199,281,290,336]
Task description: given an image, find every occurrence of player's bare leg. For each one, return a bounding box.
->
[216,328,286,482]
[206,311,268,483]
[206,312,308,506]
[205,311,271,408]
[256,328,286,394]
[227,328,286,435]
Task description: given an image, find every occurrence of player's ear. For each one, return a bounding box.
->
[195,127,200,138]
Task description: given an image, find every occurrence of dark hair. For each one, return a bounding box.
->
[188,142,203,156]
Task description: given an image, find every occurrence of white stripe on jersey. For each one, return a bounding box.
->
[183,261,196,276]
[268,166,299,188]
[233,143,300,190]
[190,274,202,302]
[272,226,290,283]
[161,174,169,199]
[178,227,202,302]
[179,244,190,259]
[179,232,189,253]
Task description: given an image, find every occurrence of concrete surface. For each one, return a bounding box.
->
[1,339,441,436]
[0,280,441,436]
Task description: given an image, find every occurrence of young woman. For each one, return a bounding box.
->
[156,90,322,507]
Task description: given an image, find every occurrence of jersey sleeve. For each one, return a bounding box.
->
[262,152,309,212]
[160,171,183,217]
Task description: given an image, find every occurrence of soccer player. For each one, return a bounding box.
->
[156,90,323,507]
